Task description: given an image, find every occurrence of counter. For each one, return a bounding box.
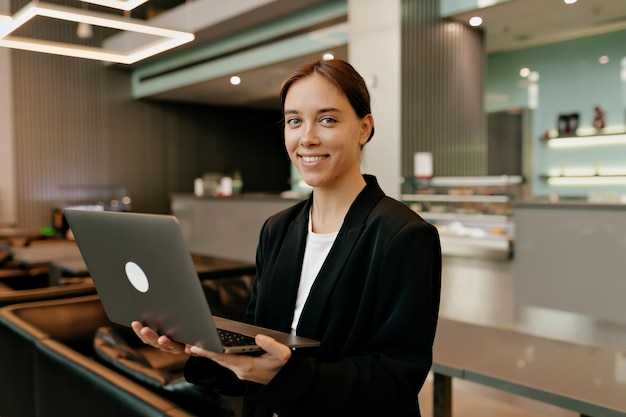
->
[170,193,305,263]
[513,199,626,324]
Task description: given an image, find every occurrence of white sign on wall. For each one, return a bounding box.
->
[413,152,433,179]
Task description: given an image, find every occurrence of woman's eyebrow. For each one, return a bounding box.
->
[319,107,341,113]
[283,107,342,116]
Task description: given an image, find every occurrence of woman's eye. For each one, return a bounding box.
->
[286,118,301,127]
[320,117,336,125]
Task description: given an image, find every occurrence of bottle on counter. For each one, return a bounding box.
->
[232,170,243,195]
[219,176,233,197]
[202,172,222,196]
[194,178,204,196]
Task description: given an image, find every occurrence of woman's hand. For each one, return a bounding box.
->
[131,321,187,355]
[131,322,291,384]
[186,334,292,385]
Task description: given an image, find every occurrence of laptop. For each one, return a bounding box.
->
[64,208,320,354]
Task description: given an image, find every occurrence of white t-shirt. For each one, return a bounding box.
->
[290,213,338,334]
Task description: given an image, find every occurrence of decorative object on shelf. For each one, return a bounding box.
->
[593,106,605,133]
[557,112,579,137]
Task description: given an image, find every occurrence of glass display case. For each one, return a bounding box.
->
[401,176,524,259]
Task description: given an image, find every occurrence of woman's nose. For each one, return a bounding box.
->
[299,126,319,146]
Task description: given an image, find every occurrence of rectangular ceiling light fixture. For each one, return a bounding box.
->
[80,0,149,11]
[0,2,194,64]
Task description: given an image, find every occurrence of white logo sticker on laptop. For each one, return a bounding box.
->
[125,261,150,293]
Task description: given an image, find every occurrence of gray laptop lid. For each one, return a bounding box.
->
[64,209,319,354]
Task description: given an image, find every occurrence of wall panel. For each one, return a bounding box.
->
[0,43,15,225]
[9,0,289,230]
[401,0,485,184]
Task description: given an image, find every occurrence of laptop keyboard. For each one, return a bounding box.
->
[217,328,257,347]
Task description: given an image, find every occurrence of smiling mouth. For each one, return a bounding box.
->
[300,155,328,162]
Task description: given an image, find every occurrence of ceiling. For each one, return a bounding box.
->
[148,45,348,109]
[142,0,626,108]
[449,0,626,54]
[128,0,345,109]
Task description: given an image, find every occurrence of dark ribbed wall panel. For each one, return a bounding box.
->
[401,0,485,181]
[10,0,288,230]
[12,0,111,230]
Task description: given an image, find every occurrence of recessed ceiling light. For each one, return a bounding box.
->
[469,16,482,27]
[599,55,609,64]
[477,0,497,7]
[230,76,241,86]
[564,0,577,4]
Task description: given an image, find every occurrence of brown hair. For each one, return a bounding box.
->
[279,58,375,143]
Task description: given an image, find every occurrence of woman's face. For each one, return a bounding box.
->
[283,73,373,190]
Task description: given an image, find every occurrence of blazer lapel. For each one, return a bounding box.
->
[265,200,310,332]
[296,175,385,338]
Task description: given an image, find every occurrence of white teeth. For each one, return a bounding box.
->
[301,155,326,162]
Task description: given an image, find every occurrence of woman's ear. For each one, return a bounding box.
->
[360,114,374,145]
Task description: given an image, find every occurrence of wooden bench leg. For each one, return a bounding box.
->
[433,373,452,417]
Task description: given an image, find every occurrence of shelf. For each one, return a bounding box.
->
[402,194,510,203]
[541,175,626,186]
[427,175,523,187]
[419,212,511,223]
[439,235,511,251]
[543,133,626,148]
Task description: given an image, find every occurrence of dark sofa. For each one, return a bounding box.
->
[0,277,97,307]
[0,257,97,307]
[0,274,254,417]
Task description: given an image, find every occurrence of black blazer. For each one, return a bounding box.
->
[186,175,441,417]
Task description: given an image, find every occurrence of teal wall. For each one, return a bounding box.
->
[486,30,626,197]
[439,0,510,17]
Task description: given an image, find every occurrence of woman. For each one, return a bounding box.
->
[133,58,441,417]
